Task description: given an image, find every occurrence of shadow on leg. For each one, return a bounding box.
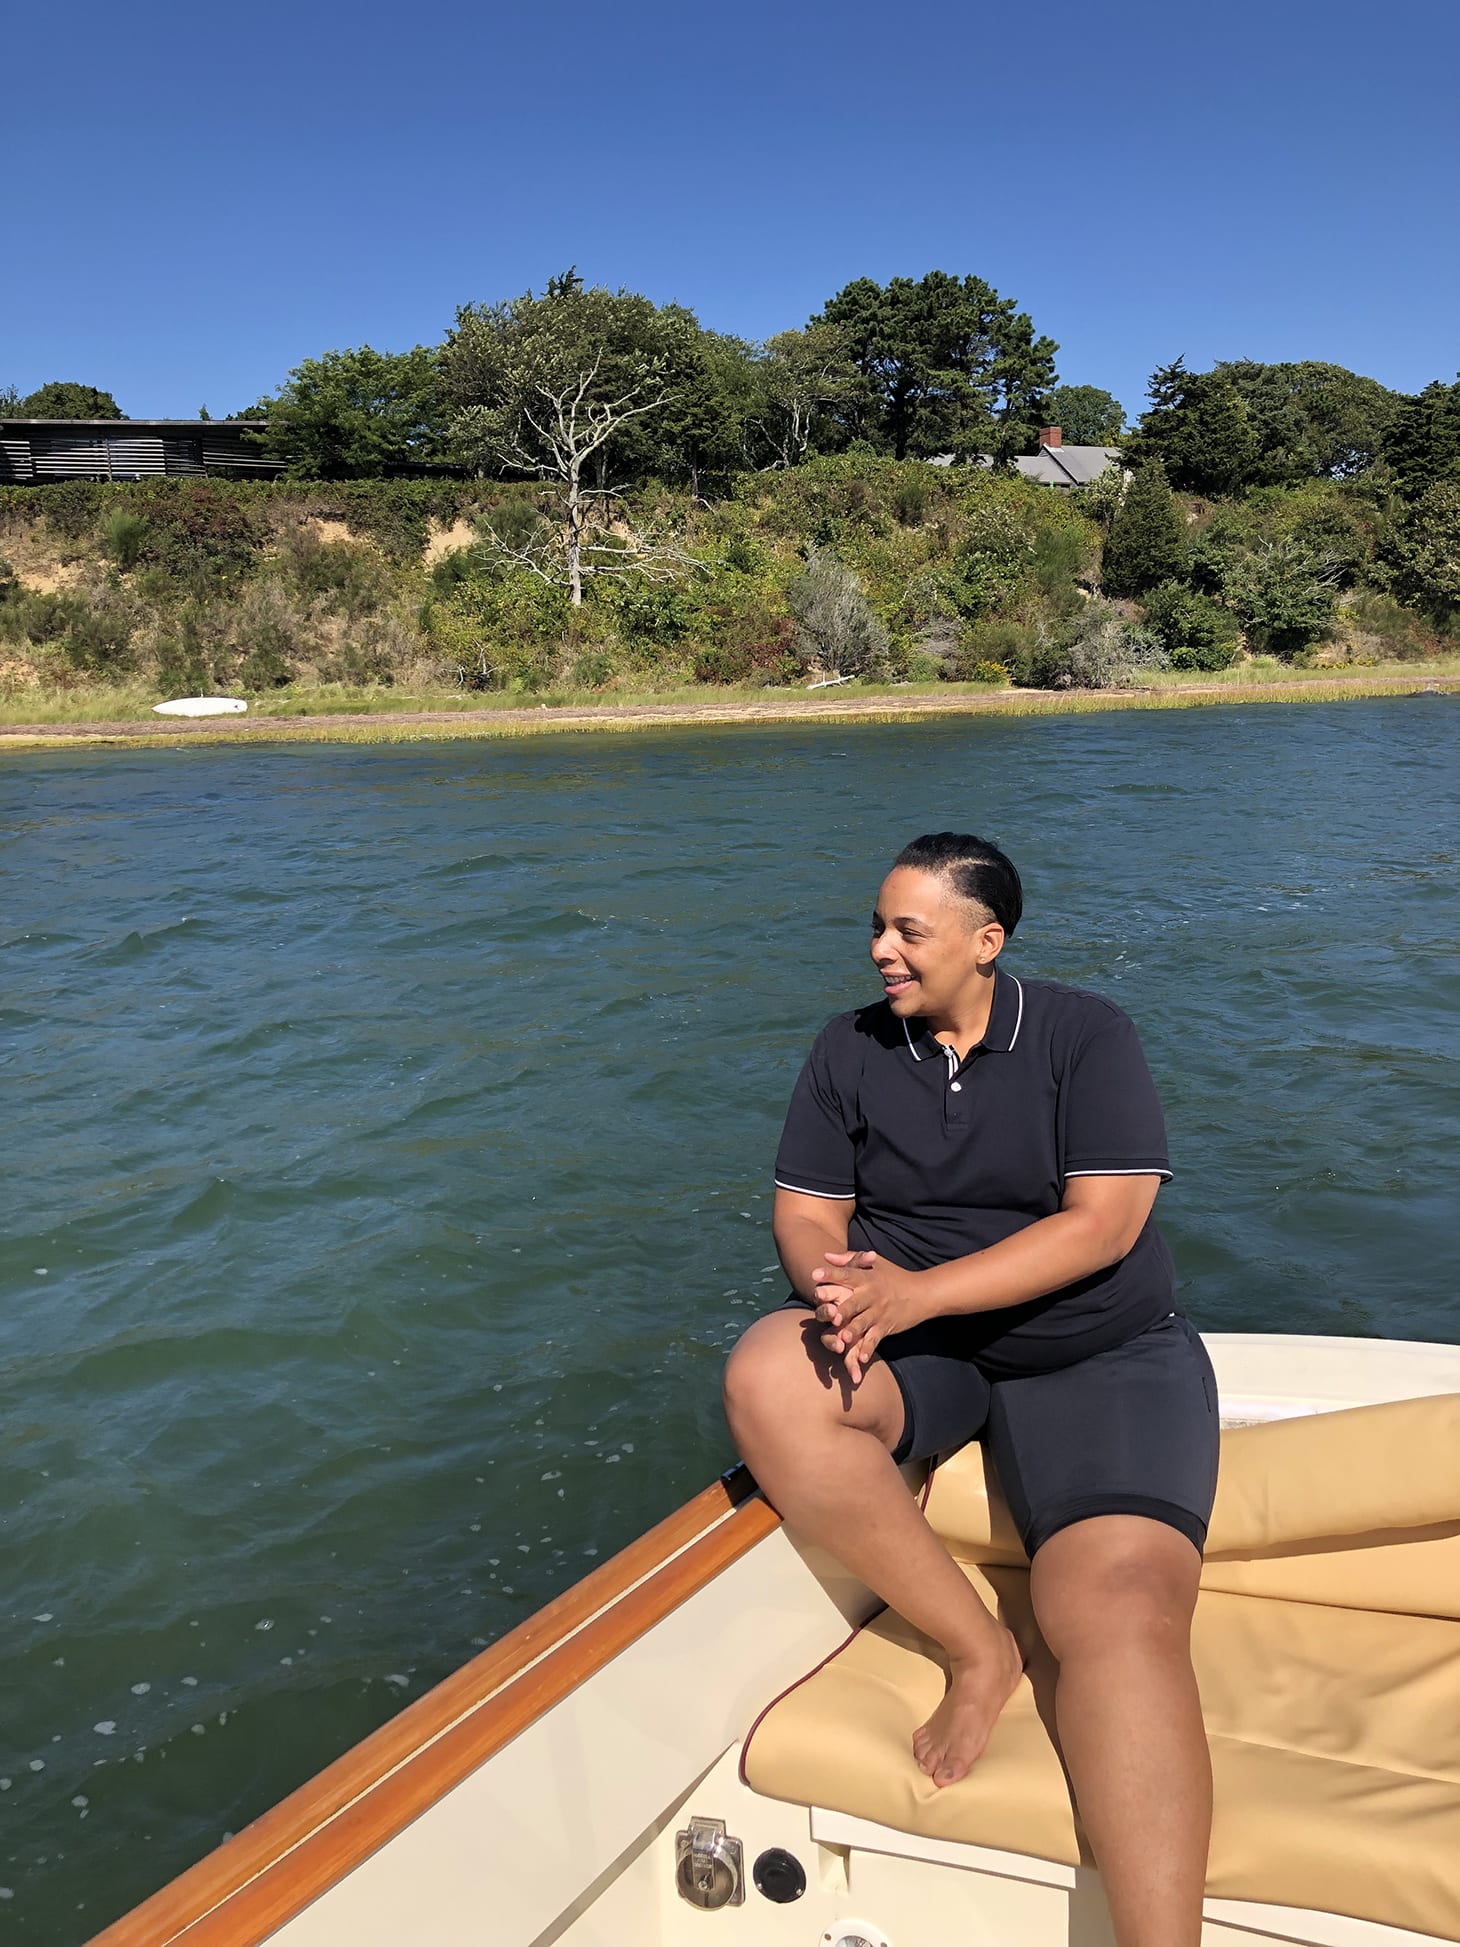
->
[723,1311,1020,1782]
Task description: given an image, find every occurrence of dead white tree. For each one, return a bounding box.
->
[446,279,698,606]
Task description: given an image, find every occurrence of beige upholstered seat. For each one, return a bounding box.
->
[742,1395,1460,1941]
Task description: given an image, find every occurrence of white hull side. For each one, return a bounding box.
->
[221,1335,1460,1947]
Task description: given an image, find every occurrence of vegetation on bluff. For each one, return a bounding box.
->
[2,270,1456,708]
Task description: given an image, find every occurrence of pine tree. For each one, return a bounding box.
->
[1123,359,1258,496]
[1101,460,1188,596]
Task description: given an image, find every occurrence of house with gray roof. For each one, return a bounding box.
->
[931,427,1123,487]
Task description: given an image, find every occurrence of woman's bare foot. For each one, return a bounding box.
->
[912,1625,1024,1787]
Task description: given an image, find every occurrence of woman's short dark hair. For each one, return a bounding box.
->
[893,832,1023,935]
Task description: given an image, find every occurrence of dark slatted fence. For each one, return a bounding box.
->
[0,422,283,483]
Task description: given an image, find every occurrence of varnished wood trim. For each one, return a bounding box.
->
[89,1467,776,1947]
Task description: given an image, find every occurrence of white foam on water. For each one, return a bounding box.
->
[94,1722,116,1736]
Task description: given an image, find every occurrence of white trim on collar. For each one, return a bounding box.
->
[901,972,1025,1058]
[1007,974,1025,1051]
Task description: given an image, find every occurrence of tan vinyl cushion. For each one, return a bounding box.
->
[744,1396,1460,1940]
[924,1393,1460,1615]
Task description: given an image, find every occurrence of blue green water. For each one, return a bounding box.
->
[2,700,1457,1939]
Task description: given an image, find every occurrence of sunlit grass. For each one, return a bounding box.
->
[2,659,1456,747]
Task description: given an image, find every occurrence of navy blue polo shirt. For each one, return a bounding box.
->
[773,968,1177,1377]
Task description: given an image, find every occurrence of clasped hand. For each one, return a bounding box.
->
[812,1251,926,1386]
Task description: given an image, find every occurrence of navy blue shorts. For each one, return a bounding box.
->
[790,1303,1220,1557]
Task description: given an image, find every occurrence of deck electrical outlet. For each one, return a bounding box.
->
[674,1816,745,1909]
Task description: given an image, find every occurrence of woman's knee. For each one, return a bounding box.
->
[1031,1518,1200,1661]
[723,1312,820,1438]
[722,1310,901,1452]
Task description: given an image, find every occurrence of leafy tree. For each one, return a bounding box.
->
[816,271,1057,462]
[254,345,447,478]
[17,381,124,419]
[1,385,20,413]
[1046,384,1123,446]
[1123,358,1259,497]
[746,324,863,468]
[639,327,760,495]
[1100,459,1188,595]
[444,272,693,604]
[1378,483,1460,622]
[1217,360,1397,483]
[1384,380,1460,499]
[1222,541,1341,658]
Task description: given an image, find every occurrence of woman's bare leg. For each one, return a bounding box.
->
[724,1310,1021,1783]
[1030,1515,1210,1947]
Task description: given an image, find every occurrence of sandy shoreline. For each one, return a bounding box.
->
[1,671,1455,750]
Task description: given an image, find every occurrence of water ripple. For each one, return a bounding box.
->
[0,701,1457,1935]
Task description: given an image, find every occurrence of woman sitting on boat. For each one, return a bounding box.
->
[724,831,1218,1947]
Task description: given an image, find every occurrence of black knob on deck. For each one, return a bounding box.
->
[752,1846,807,1902]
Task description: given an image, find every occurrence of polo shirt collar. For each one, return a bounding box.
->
[900,967,1025,1061]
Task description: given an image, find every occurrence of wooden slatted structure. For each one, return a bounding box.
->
[0,421,283,483]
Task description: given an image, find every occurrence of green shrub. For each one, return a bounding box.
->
[62,601,136,673]
[153,609,218,695]
[101,507,150,571]
[692,642,753,684]
[280,526,389,616]
[570,649,616,689]
[132,481,264,584]
[612,580,694,644]
[940,621,1035,681]
[1341,590,1435,662]
[1140,580,1241,669]
[1222,541,1339,658]
[970,659,1011,684]
[722,535,766,574]
[894,477,929,527]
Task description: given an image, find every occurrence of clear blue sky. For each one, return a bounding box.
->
[6,0,1456,424]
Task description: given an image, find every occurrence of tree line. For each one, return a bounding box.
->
[3,267,1457,693]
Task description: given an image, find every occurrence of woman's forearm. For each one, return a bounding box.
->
[916,1206,1134,1320]
[775,1212,852,1302]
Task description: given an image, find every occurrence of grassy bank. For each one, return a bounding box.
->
[6,653,1460,729]
[3,464,1454,725]
[3,666,1455,752]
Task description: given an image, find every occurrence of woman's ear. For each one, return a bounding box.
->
[976,921,1006,967]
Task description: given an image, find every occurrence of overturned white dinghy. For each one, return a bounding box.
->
[90,1334,1460,1947]
[151,696,248,717]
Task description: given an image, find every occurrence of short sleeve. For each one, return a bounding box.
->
[774,1026,857,1200]
[1061,1007,1172,1181]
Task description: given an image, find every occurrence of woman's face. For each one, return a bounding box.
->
[870,866,1003,1020]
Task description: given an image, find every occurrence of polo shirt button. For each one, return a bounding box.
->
[950,1081,962,1092]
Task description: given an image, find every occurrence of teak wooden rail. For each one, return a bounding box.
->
[89,1466,780,1947]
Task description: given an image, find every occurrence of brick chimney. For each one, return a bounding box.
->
[1038,426,1062,448]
